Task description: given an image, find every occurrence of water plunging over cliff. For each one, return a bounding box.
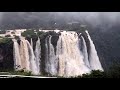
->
[85,30,103,71]
[13,30,103,77]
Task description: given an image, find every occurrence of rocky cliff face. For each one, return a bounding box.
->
[0,39,14,71]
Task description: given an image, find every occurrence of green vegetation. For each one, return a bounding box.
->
[56,67,120,78]
[80,70,106,78]
[0,68,120,78]
[55,70,106,78]
[21,29,37,38]
[0,37,12,44]
[9,69,32,76]
[21,29,60,38]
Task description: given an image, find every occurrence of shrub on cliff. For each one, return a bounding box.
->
[21,29,37,38]
[81,70,106,78]
[0,37,12,44]
[10,69,32,76]
[67,70,106,78]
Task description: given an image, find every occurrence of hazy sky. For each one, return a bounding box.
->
[0,12,120,29]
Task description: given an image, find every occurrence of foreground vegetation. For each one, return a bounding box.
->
[0,69,119,78]
[9,70,32,76]
[0,70,104,78]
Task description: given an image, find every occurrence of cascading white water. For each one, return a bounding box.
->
[13,39,22,70]
[57,31,91,77]
[19,37,30,71]
[31,38,33,48]
[13,37,40,74]
[13,30,103,77]
[35,37,41,74]
[45,36,49,73]
[85,30,103,71]
[81,36,90,68]
[56,35,64,76]
[49,36,58,75]
[27,40,39,75]
[45,35,58,75]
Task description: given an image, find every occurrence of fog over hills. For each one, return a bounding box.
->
[0,12,120,30]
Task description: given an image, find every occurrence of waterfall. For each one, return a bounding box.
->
[81,36,90,68]
[19,37,30,71]
[13,37,40,75]
[45,36,49,73]
[56,31,91,77]
[45,35,58,75]
[56,35,64,76]
[13,39,22,70]
[13,30,103,77]
[27,40,39,75]
[35,37,41,74]
[85,30,103,71]
[31,38,33,48]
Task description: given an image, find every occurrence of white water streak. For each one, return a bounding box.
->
[85,30,103,71]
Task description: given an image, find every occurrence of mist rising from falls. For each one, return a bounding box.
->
[85,30,103,71]
[13,30,103,77]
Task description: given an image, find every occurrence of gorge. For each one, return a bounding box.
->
[12,30,103,77]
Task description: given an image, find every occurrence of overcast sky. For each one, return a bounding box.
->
[0,12,120,29]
